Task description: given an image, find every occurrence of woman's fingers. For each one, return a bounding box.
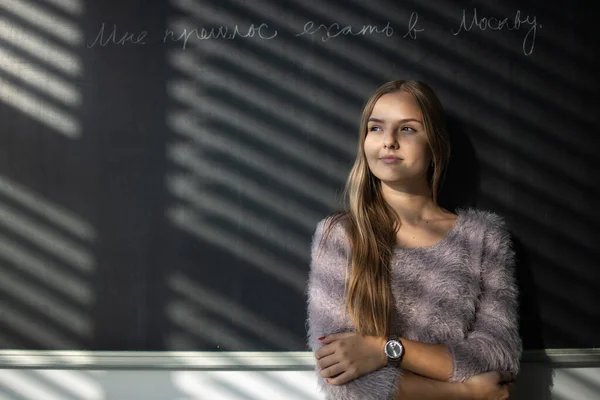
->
[314,342,336,360]
[315,332,379,384]
[319,360,345,379]
[316,353,339,370]
[319,332,353,344]
[326,369,355,385]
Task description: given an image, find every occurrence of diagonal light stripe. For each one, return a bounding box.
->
[173,371,260,400]
[209,371,318,400]
[0,17,81,76]
[0,75,79,137]
[0,175,95,241]
[169,49,357,158]
[482,1,596,74]
[166,135,329,218]
[263,370,323,400]
[167,205,305,292]
[166,173,308,261]
[167,18,357,130]
[479,143,598,227]
[221,0,597,159]
[0,200,94,272]
[481,178,599,267]
[0,263,92,337]
[169,0,375,98]
[169,273,303,348]
[0,45,81,106]
[442,88,597,180]
[0,233,94,304]
[169,0,394,82]
[170,48,356,162]
[0,370,71,400]
[167,85,344,204]
[33,370,103,400]
[337,0,598,151]
[166,300,261,349]
[0,304,79,348]
[166,131,321,231]
[41,0,83,15]
[421,0,596,112]
[166,15,364,128]
[0,0,82,45]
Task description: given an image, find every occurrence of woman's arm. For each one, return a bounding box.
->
[396,339,454,381]
[397,370,512,400]
[307,215,518,398]
[315,331,513,400]
[397,371,470,400]
[307,217,402,400]
[317,333,454,383]
[446,213,522,382]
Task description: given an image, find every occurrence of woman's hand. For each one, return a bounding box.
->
[315,332,387,385]
[463,371,515,400]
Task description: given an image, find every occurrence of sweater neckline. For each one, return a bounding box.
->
[392,209,464,252]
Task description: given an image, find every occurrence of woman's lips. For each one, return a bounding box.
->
[380,157,402,164]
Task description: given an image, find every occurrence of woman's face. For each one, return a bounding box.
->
[363,91,432,185]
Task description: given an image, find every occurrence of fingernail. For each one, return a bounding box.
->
[326,378,330,383]
[318,336,325,341]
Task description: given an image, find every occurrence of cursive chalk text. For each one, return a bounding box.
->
[86,13,538,56]
[296,21,394,42]
[403,12,424,39]
[451,8,540,55]
[164,23,277,50]
[87,23,147,48]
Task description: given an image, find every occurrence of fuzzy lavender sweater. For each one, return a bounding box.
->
[306,207,522,400]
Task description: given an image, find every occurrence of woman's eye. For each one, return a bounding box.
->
[402,126,416,132]
[368,126,382,132]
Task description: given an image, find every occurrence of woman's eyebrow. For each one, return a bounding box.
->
[368,117,423,125]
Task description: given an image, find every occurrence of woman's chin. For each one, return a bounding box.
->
[378,176,428,188]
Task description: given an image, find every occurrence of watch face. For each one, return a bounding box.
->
[386,340,402,359]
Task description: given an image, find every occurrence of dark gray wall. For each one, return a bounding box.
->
[0,0,598,351]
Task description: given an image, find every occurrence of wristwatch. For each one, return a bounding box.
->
[384,335,404,367]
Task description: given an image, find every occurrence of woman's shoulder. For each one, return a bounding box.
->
[310,212,352,276]
[315,211,350,238]
[456,206,509,233]
[312,211,351,255]
[455,207,513,255]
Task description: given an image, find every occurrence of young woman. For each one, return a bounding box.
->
[306,80,521,400]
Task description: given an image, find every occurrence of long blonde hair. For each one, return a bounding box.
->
[321,80,451,337]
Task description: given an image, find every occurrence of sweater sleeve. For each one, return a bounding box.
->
[446,213,522,382]
[306,217,403,400]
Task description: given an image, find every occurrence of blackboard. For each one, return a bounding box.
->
[0,0,598,351]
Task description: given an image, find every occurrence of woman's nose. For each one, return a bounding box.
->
[383,133,398,149]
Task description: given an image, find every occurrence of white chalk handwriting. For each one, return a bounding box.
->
[403,12,424,39]
[86,10,541,56]
[451,8,540,56]
[296,21,394,42]
[87,23,147,48]
[164,23,277,50]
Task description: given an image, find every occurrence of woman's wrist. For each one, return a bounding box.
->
[374,336,389,367]
[395,338,454,381]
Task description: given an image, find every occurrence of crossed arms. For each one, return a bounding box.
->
[306,216,521,400]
